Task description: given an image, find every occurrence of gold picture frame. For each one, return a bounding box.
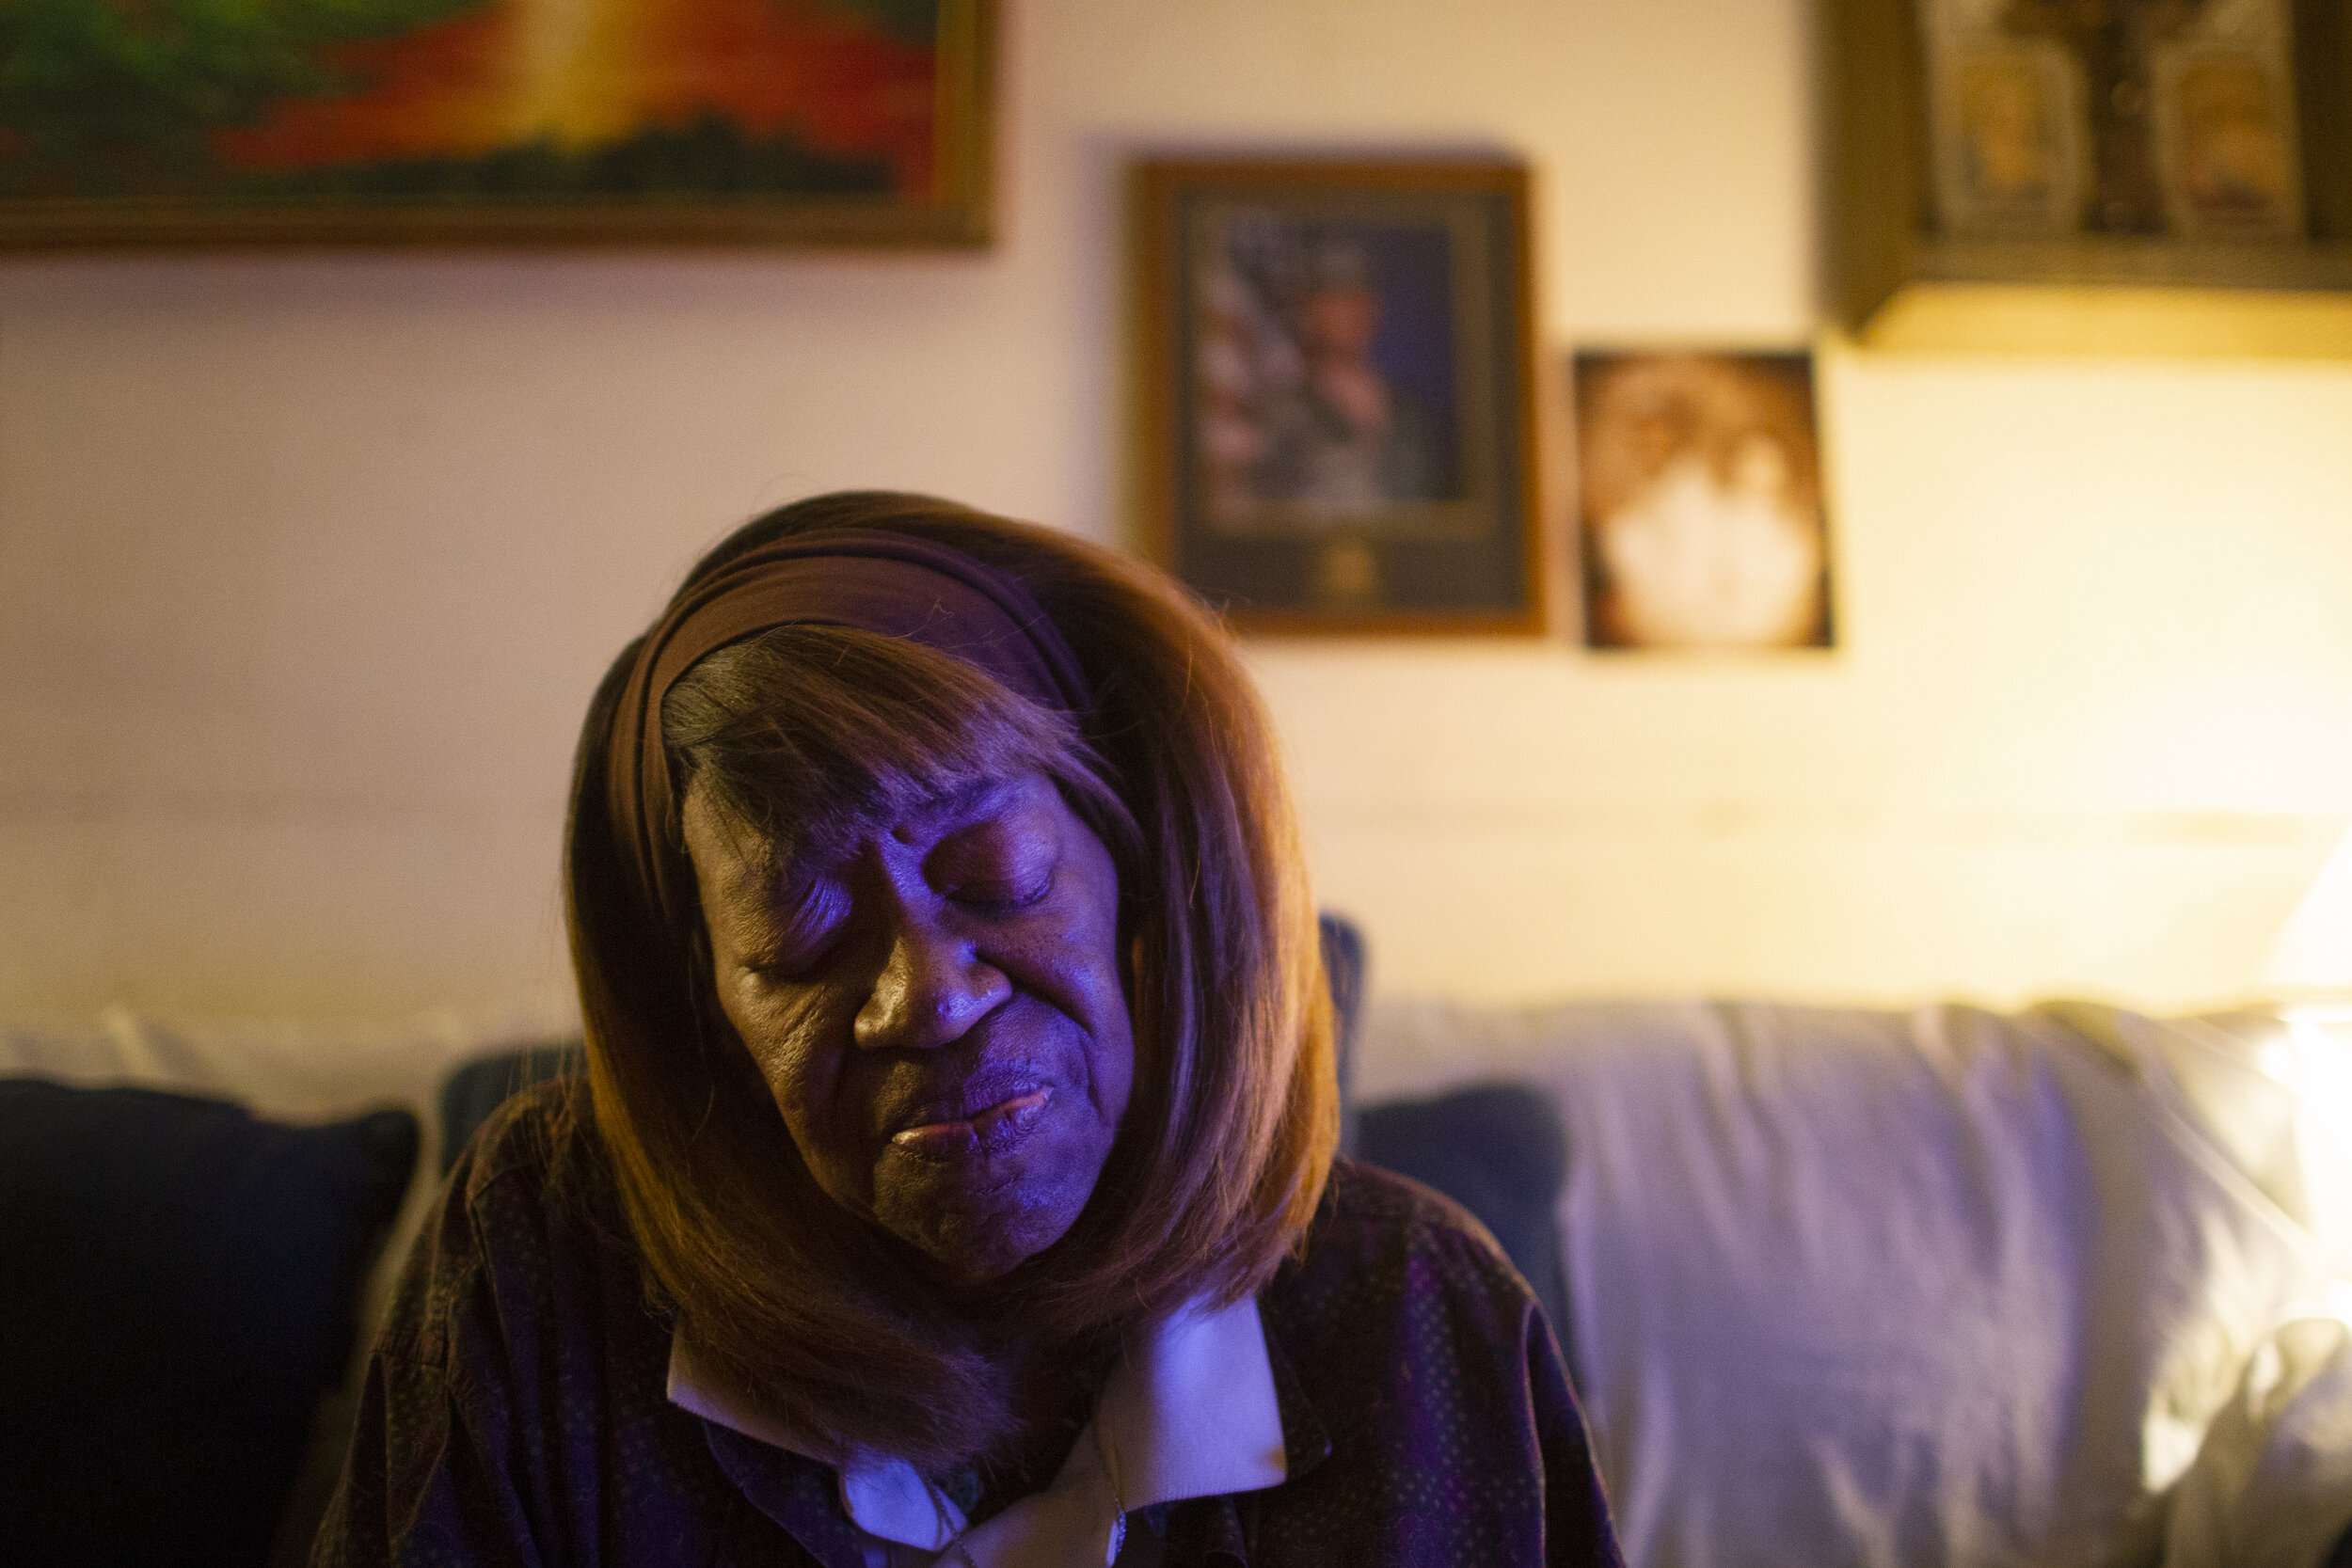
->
[0,0,993,249]
[1132,157,1543,636]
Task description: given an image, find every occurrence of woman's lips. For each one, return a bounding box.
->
[889,1086,1052,1158]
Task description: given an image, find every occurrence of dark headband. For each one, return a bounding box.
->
[607,528,1089,926]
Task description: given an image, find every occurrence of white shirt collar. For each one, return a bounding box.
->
[667,1296,1288,1564]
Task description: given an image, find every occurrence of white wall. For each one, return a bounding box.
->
[5,0,2350,1019]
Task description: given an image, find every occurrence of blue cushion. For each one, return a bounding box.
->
[439,911,1380,1173]
[431,914,1572,1351]
[1319,911,1368,1157]
[1357,1082,1574,1354]
[433,917,1576,1358]
[0,1081,418,1568]
[438,1042,582,1176]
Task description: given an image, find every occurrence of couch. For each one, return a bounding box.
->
[1352,992,2352,1568]
[8,925,2352,1566]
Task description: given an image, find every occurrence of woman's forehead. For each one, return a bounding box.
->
[825,774,1060,866]
[691,770,1056,880]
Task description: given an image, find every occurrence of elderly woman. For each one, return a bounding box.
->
[317,493,1622,1566]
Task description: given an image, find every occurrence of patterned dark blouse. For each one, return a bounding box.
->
[313,1081,1625,1567]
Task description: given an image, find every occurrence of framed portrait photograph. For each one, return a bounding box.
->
[1925,33,2091,237]
[1133,158,1541,635]
[2152,41,2305,240]
[1570,350,1835,652]
[0,0,993,248]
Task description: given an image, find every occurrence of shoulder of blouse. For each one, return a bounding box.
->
[1245,1159,1621,1564]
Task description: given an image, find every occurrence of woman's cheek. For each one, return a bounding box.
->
[737,992,843,1103]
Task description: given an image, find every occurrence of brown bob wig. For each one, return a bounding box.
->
[564,492,1339,1471]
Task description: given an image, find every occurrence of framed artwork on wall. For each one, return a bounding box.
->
[1918,0,2306,242]
[1569,350,1835,652]
[1823,0,2352,339]
[1132,157,1542,635]
[0,0,993,248]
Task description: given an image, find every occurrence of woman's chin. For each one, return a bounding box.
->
[893,1212,1070,1292]
[865,1104,1112,1290]
[871,1162,1095,1292]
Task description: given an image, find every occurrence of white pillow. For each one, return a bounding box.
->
[2165,1313,2352,1568]
[1360,997,2324,1568]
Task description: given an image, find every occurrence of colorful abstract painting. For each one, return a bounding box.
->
[0,0,991,244]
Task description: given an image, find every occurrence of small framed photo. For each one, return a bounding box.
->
[1924,34,2090,237]
[1133,158,1542,634]
[2152,43,2304,241]
[1570,350,1834,652]
[0,0,993,249]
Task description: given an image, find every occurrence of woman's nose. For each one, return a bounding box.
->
[852,911,1011,1051]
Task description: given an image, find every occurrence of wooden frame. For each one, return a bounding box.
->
[1132,157,1543,636]
[0,0,993,249]
[1823,0,2352,336]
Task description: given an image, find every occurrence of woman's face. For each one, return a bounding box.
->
[683,771,1135,1289]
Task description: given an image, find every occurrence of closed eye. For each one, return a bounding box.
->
[744,880,850,977]
[952,869,1055,917]
[930,809,1060,917]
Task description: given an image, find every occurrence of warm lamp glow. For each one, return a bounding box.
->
[2263,830,2352,1004]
